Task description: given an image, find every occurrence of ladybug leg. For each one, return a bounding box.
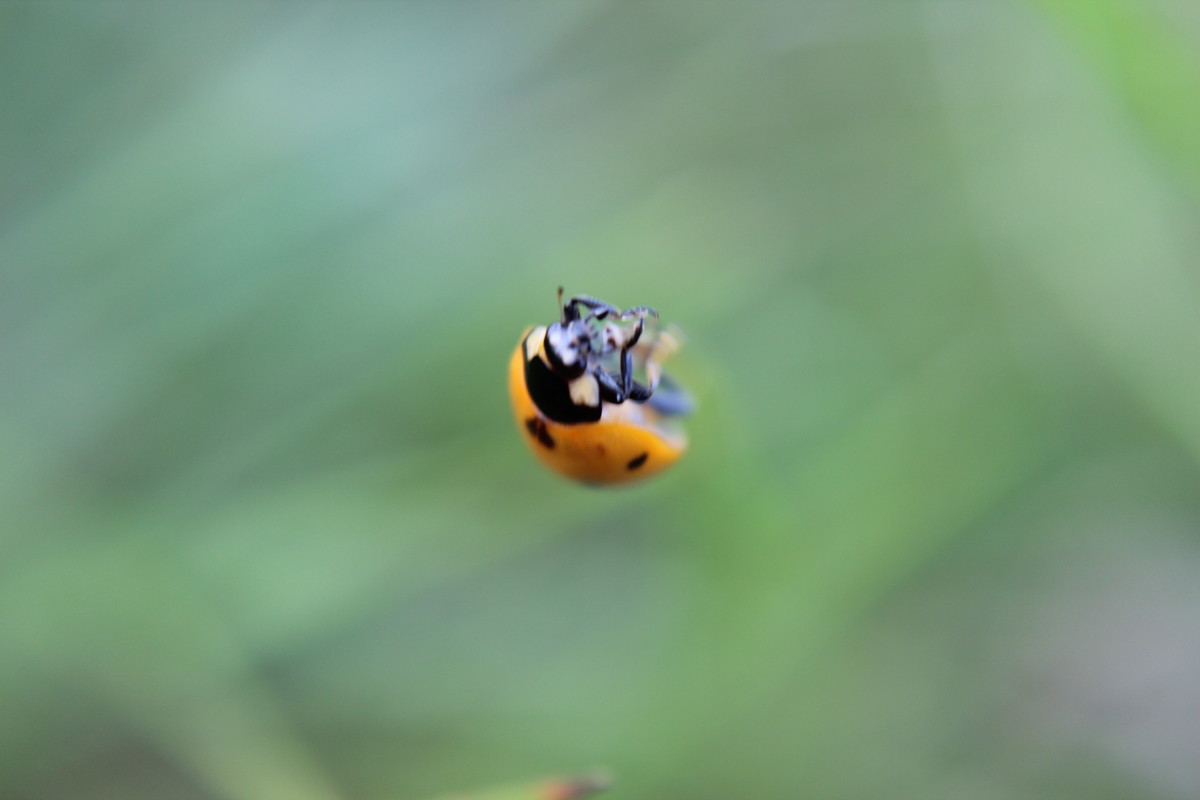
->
[564,294,660,324]
[622,320,656,401]
[615,305,659,321]
[620,318,645,396]
[594,366,626,403]
[624,320,654,402]
[595,319,654,404]
[646,374,694,416]
[594,304,659,323]
[563,295,622,323]
[627,379,654,403]
[594,366,654,405]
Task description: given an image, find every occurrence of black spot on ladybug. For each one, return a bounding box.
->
[626,452,648,470]
[525,417,555,449]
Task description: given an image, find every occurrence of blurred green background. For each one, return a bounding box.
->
[3,2,1200,799]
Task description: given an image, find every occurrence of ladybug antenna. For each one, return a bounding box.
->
[557,286,566,322]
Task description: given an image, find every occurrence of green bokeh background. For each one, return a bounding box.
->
[4,3,1200,799]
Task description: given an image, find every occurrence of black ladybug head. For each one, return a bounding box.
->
[543,319,592,380]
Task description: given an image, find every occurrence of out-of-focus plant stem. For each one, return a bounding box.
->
[433,771,611,800]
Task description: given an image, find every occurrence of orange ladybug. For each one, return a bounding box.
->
[508,289,692,485]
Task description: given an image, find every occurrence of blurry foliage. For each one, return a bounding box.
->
[433,772,610,800]
[2,3,1200,800]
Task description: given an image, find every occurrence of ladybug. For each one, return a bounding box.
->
[508,288,693,485]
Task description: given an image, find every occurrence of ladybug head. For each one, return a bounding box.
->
[544,288,659,383]
[543,319,592,380]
